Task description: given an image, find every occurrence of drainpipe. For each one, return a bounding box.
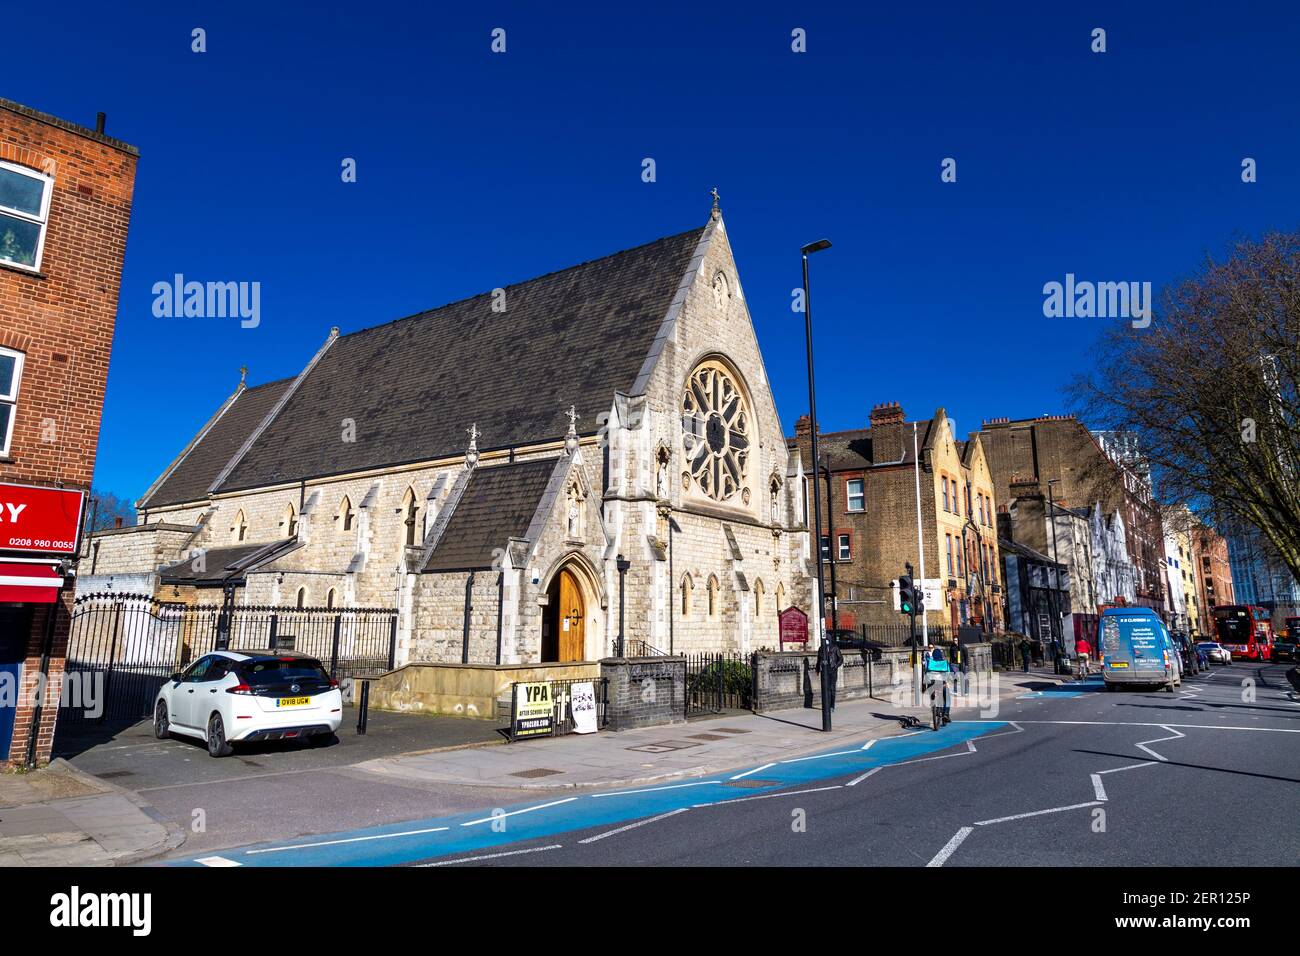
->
[25,575,66,768]
[495,570,505,665]
[462,571,475,664]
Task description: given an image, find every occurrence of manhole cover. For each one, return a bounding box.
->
[723,778,778,788]
[626,740,702,753]
[510,768,565,778]
[688,733,728,741]
[712,728,752,734]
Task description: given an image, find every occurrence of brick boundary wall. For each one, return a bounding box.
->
[600,656,686,731]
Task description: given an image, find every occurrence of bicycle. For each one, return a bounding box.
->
[1075,653,1090,681]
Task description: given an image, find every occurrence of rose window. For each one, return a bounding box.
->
[681,362,750,503]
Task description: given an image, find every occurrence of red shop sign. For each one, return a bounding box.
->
[0,482,86,557]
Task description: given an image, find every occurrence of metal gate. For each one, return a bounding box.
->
[684,651,753,716]
[57,593,398,736]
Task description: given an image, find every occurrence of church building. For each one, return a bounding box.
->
[88,202,815,665]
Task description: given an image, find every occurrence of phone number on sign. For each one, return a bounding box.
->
[6,537,74,551]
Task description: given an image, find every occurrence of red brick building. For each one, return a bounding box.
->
[0,98,137,766]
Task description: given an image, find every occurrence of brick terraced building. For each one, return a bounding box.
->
[0,98,138,766]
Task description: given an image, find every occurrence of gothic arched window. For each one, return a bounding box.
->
[338,495,354,532]
[707,574,720,619]
[680,574,694,616]
[283,502,297,538]
[681,360,751,505]
[400,487,419,548]
[232,510,247,543]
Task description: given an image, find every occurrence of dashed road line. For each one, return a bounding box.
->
[730,763,774,781]
[846,767,881,787]
[1090,773,1107,802]
[246,824,451,854]
[974,800,1103,826]
[927,827,973,867]
[196,855,241,867]
[1134,725,1185,762]
[461,798,576,826]
[578,808,690,844]
[419,844,562,866]
[590,781,720,798]
[691,785,842,808]
[1096,761,1157,775]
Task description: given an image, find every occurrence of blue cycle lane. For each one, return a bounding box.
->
[166,720,1006,867]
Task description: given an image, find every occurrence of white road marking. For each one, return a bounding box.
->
[847,767,882,787]
[578,808,689,844]
[730,763,774,780]
[1135,725,1185,762]
[1090,774,1107,802]
[195,855,241,867]
[966,739,977,753]
[419,844,562,866]
[860,739,877,751]
[691,785,842,808]
[974,800,1103,826]
[927,827,974,867]
[782,749,858,763]
[590,781,719,798]
[245,825,451,854]
[1011,720,1300,732]
[1096,761,1157,775]
[461,798,576,826]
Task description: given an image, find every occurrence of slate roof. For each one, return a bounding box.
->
[423,458,559,572]
[142,378,295,509]
[215,226,706,492]
[787,420,935,471]
[158,539,296,584]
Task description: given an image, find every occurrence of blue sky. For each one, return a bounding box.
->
[8,1,1300,501]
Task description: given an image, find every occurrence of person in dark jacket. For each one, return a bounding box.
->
[816,639,845,710]
[1020,637,1033,672]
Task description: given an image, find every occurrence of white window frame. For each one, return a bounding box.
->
[845,478,865,512]
[837,533,851,561]
[0,346,24,456]
[0,160,54,273]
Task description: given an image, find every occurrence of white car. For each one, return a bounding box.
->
[1197,641,1232,665]
[154,650,343,757]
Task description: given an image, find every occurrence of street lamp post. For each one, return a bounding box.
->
[823,459,840,641]
[1046,479,1066,673]
[801,238,832,731]
[616,555,630,658]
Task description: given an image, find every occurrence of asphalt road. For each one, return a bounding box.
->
[159,661,1300,867]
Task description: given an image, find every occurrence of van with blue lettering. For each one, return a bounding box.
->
[1100,607,1182,693]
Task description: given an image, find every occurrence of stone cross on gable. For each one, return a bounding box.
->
[466,423,479,452]
[710,187,721,220]
[566,405,579,435]
[239,365,247,386]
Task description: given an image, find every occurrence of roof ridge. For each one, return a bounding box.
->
[335,224,707,343]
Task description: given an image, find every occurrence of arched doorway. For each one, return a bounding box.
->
[542,567,586,662]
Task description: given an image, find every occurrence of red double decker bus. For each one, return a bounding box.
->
[1212,605,1273,661]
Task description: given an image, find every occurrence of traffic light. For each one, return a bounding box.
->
[914,584,926,616]
[898,574,914,615]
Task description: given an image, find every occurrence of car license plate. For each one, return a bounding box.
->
[277,696,310,707]
[1110,662,1128,668]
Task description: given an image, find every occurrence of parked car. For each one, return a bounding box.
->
[1196,641,1232,665]
[1100,608,1182,692]
[1172,631,1201,675]
[154,650,342,757]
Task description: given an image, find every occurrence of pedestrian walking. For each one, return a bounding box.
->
[816,639,845,710]
[1020,637,1032,672]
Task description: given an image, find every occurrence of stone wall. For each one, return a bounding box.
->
[601,656,686,731]
[365,660,599,720]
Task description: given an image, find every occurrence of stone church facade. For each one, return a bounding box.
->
[88,207,815,665]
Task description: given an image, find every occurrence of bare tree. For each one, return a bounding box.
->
[1075,231,1300,581]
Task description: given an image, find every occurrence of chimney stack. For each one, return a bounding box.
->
[869,401,905,461]
[95,112,106,134]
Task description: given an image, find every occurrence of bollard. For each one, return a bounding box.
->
[356,680,370,735]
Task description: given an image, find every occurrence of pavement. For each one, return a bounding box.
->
[0,760,182,866]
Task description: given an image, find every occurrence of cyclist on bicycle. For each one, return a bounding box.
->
[922,647,953,725]
[1074,636,1092,680]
